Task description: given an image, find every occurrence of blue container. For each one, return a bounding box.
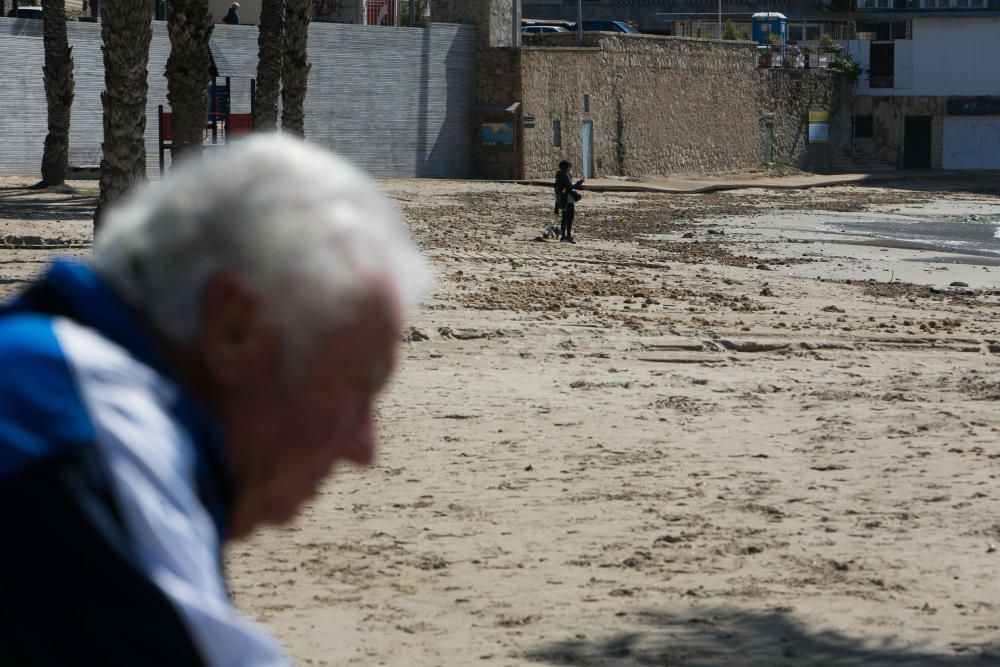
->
[752,12,787,46]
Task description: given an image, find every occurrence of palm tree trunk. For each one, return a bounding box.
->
[95,0,154,228]
[40,0,75,187]
[280,0,311,138]
[166,0,213,160]
[254,0,284,131]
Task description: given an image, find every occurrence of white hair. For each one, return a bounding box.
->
[92,134,429,351]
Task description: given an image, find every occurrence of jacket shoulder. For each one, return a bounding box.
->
[0,314,95,482]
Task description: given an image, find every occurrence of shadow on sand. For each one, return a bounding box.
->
[527,605,999,666]
[0,186,97,222]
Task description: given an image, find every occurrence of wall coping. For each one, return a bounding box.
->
[520,46,602,52]
[524,31,758,47]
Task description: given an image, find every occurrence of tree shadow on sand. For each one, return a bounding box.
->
[527,606,999,666]
[0,186,97,222]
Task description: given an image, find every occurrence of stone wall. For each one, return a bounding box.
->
[761,69,854,172]
[433,0,513,47]
[476,48,523,179]
[517,33,852,179]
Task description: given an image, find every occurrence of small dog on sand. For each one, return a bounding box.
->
[542,223,561,240]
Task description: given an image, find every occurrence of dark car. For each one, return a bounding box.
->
[522,25,570,34]
[8,6,43,18]
[573,20,639,34]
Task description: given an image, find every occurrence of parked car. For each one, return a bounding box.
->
[522,25,570,34]
[7,6,43,18]
[572,20,639,34]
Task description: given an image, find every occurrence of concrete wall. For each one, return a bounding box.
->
[911,17,1000,96]
[943,116,1000,169]
[851,17,1000,97]
[515,33,849,179]
[0,18,477,179]
[0,17,173,175]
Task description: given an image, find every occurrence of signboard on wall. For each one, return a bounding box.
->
[808,110,829,144]
[481,122,514,147]
[947,98,1000,116]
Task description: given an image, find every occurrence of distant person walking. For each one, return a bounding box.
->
[223,2,240,24]
[554,160,584,243]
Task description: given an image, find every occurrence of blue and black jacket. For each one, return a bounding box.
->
[0,260,289,666]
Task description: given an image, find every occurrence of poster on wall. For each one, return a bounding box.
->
[481,122,514,147]
[808,110,829,144]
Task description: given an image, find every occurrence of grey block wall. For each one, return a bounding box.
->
[211,22,477,178]
[0,18,476,178]
[0,18,173,175]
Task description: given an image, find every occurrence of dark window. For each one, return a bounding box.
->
[583,94,590,113]
[869,42,895,88]
[553,120,562,148]
[854,115,874,138]
[891,21,908,39]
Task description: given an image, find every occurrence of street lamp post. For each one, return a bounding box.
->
[577,0,583,46]
[718,0,722,39]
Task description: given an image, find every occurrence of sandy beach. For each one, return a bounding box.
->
[2,174,999,665]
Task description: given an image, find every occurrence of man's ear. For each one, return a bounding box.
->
[199,271,278,386]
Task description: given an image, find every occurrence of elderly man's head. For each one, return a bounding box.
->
[93,135,427,538]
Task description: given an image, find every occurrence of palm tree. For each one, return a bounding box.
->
[254,0,284,131]
[39,0,75,187]
[165,0,213,159]
[280,0,311,137]
[95,0,155,227]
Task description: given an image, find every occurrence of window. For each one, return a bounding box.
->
[854,115,874,138]
[869,42,895,88]
[583,94,590,113]
[855,21,909,41]
[552,120,562,148]
[788,23,822,42]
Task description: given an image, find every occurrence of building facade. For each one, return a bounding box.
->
[849,0,1000,168]
[521,0,846,35]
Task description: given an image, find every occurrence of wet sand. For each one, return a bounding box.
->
[2,175,1000,665]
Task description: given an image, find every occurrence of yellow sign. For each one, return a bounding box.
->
[808,110,829,123]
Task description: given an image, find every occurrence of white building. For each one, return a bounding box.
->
[848,2,1000,169]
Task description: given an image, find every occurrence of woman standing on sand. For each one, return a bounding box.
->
[554,160,584,243]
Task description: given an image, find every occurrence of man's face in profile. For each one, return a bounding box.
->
[199,274,402,539]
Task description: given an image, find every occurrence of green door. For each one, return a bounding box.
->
[764,121,774,164]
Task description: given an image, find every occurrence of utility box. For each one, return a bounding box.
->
[752,12,787,46]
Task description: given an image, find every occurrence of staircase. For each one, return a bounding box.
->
[827,144,896,173]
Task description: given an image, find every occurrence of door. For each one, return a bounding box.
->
[903,116,932,169]
[581,121,594,179]
[943,116,1000,169]
[764,120,774,164]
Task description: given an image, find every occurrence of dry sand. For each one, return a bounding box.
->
[2,174,1000,666]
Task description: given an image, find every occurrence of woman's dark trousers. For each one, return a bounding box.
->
[560,203,575,240]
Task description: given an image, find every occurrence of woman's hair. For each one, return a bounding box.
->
[558,160,571,171]
[93,134,429,352]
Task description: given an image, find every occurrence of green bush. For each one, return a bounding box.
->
[722,20,748,41]
[828,52,862,81]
